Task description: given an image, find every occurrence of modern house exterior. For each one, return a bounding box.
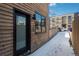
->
[0,3,49,56]
[0,3,58,56]
[2,3,79,56]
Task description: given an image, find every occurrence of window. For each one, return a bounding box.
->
[35,11,46,33]
[57,17,60,20]
[41,16,46,32]
[52,18,55,22]
[62,16,66,24]
[68,16,72,24]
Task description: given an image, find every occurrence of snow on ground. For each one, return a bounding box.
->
[29,31,75,56]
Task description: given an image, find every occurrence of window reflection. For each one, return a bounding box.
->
[35,11,46,33]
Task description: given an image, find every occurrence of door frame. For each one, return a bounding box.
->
[13,8,31,56]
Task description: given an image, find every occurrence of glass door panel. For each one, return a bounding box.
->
[16,14,26,50]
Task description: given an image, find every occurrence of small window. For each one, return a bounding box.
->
[68,16,72,24]
[35,11,46,33]
[62,16,66,24]
[52,18,55,22]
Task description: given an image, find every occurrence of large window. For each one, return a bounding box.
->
[35,11,46,33]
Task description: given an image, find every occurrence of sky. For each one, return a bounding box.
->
[48,3,79,17]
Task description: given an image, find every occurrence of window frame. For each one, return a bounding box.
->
[13,8,31,56]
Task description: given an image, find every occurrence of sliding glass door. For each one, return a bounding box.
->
[16,14,26,51]
[14,10,31,55]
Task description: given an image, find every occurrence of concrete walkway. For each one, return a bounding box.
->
[29,31,75,56]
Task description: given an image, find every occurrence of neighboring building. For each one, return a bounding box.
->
[0,3,58,56]
[62,14,74,30]
[50,13,74,31]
